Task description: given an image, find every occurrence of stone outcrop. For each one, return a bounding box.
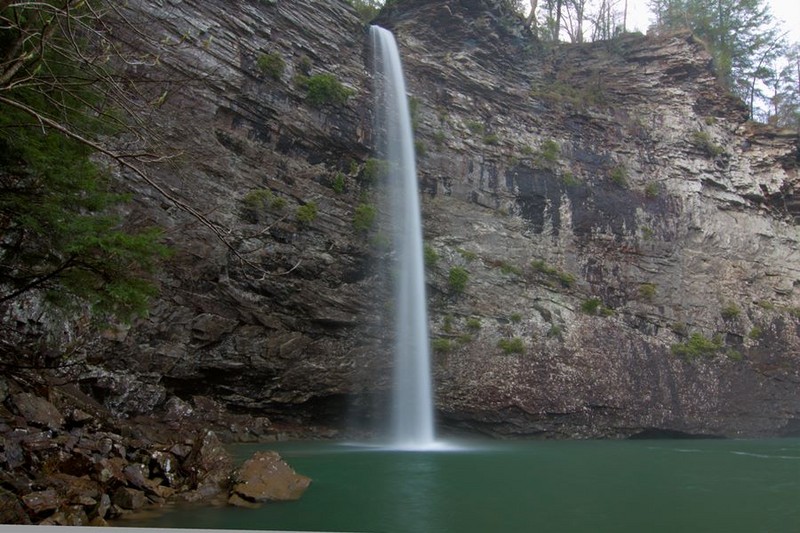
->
[73,0,800,438]
[0,375,235,525]
[228,451,311,508]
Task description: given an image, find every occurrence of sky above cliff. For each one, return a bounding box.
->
[623,0,799,42]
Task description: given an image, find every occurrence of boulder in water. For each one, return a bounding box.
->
[228,451,310,507]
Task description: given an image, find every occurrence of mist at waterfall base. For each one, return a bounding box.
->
[370,25,436,450]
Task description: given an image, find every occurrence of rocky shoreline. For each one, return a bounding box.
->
[0,372,313,526]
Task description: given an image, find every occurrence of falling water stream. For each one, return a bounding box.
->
[370,25,436,450]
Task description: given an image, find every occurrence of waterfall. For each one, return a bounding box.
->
[370,25,435,449]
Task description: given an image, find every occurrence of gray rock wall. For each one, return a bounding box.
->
[93,0,799,438]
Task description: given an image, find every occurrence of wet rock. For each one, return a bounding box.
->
[21,488,60,514]
[123,463,149,490]
[228,451,311,506]
[150,450,179,486]
[94,492,111,519]
[11,393,64,430]
[0,487,30,524]
[42,505,89,526]
[185,430,232,494]
[94,457,127,486]
[112,487,146,510]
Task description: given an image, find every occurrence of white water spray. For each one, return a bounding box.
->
[370,25,435,450]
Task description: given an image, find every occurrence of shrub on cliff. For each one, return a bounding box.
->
[448,266,469,294]
[302,74,354,107]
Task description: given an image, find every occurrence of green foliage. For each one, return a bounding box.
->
[414,139,427,157]
[466,120,485,134]
[361,158,387,185]
[690,130,725,157]
[483,133,501,145]
[530,79,607,110]
[671,332,723,360]
[332,172,346,193]
[256,52,285,80]
[580,297,613,316]
[301,74,354,107]
[432,337,455,353]
[534,139,561,168]
[442,314,454,333]
[748,326,763,340]
[347,0,382,22]
[457,248,477,262]
[756,300,774,310]
[498,337,525,354]
[720,302,741,320]
[408,96,421,131]
[296,202,318,224]
[0,91,168,322]
[509,312,522,323]
[581,298,602,314]
[448,266,469,294]
[353,203,376,233]
[547,325,563,338]
[433,131,446,147]
[561,172,583,187]
[671,321,688,336]
[499,262,522,276]
[639,283,657,302]
[531,259,576,288]
[649,0,784,113]
[644,182,660,198]
[423,244,439,268]
[466,317,482,330]
[609,165,628,187]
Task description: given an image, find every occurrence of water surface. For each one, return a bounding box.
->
[130,438,800,533]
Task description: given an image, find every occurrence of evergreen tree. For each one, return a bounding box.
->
[648,0,784,116]
[0,1,170,333]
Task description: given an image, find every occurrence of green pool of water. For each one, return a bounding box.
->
[129,438,800,532]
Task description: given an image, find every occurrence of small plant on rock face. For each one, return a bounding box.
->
[670,332,723,360]
[442,315,454,333]
[609,165,628,187]
[295,201,318,224]
[457,248,477,262]
[361,158,387,186]
[466,317,482,330]
[353,203,376,233]
[332,172,346,193]
[536,139,560,167]
[547,324,563,338]
[256,51,284,80]
[510,312,522,323]
[483,133,500,145]
[720,302,741,320]
[423,244,439,268]
[466,120,485,134]
[448,266,469,294]
[690,130,724,157]
[644,182,659,198]
[432,337,454,353]
[498,337,525,354]
[304,73,354,107]
[748,326,763,340]
[639,283,657,302]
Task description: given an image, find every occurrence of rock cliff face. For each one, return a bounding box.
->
[94,0,799,438]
